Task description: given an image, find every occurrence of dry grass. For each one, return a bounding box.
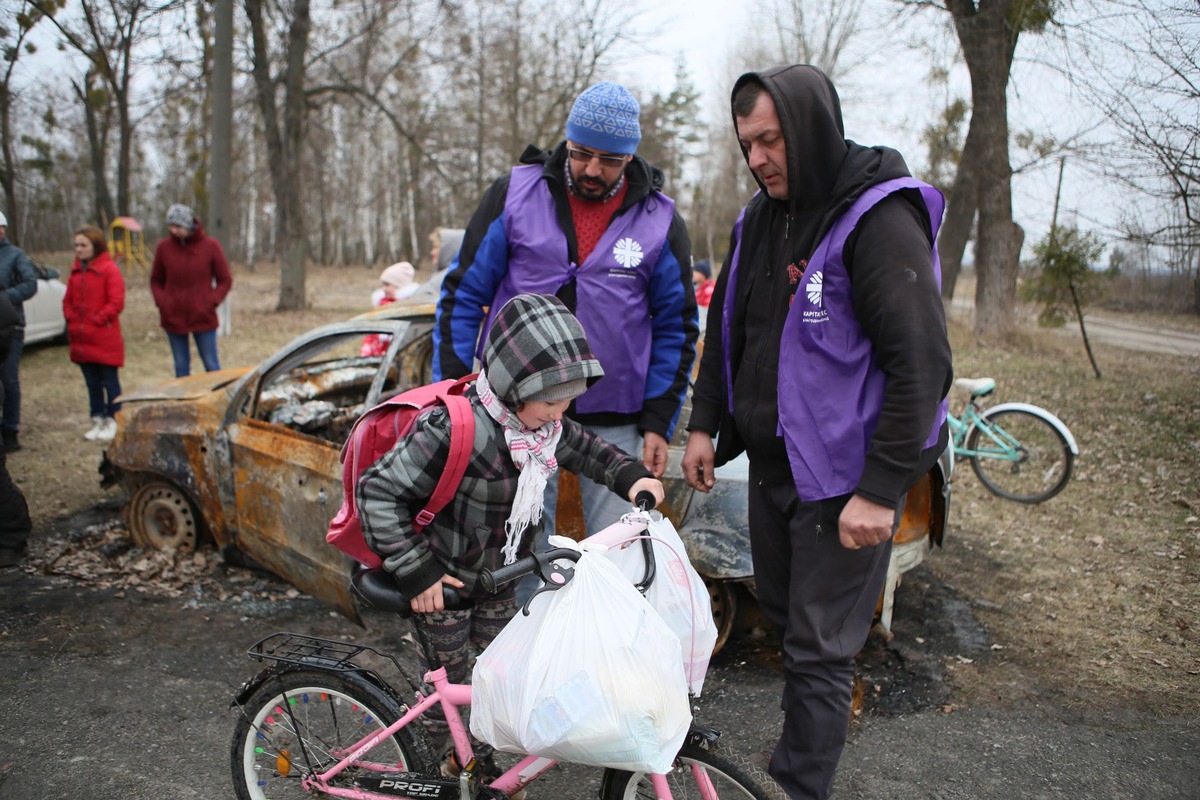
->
[934,319,1200,715]
[14,257,1200,715]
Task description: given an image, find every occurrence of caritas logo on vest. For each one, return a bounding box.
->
[789,262,829,325]
[609,237,643,277]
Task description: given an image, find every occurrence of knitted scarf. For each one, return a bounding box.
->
[475,369,562,564]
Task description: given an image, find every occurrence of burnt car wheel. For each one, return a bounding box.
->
[127,481,201,551]
[706,577,739,655]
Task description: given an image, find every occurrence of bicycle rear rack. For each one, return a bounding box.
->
[248,631,405,676]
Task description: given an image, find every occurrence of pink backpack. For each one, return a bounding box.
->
[326,374,476,567]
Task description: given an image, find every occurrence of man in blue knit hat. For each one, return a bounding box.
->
[435,81,697,604]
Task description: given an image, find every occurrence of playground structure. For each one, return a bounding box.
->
[108,217,152,275]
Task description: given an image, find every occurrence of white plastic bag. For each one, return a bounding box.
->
[607,513,718,695]
[470,537,691,774]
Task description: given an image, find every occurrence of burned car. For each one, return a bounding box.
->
[101,289,950,649]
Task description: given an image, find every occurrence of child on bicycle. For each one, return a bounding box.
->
[356,292,664,766]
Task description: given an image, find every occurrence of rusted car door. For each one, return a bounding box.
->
[220,321,424,622]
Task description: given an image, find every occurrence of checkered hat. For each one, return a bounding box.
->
[482,294,604,408]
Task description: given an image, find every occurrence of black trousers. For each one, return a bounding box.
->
[0,448,30,551]
[748,467,896,800]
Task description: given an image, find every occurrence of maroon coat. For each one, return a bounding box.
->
[150,222,233,334]
[64,250,125,367]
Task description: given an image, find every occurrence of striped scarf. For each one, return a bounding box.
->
[476,369,562,564]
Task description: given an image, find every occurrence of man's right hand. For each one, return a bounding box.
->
[681,431,716,493]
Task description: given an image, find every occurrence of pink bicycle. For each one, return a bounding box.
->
[229,497,786,799]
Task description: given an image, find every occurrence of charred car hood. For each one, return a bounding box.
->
[117,368,251,403]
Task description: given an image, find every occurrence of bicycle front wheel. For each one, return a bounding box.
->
[599,740,789,800]
[230,668,427,800]
[967,407,1074,503]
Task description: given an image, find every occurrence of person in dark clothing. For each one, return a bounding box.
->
[434,82,697,604]
[0,211,40,453]
[0,289,31,566]
[681,65,953,799]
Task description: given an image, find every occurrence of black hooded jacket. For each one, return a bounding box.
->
[689,65,952,508]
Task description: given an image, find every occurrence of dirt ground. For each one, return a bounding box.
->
[1,260,1198,798]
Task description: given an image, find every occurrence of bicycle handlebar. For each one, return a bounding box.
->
[480,546,582,593]
[480,491,658,594]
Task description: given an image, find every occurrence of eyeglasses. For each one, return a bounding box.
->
[566,147,628,168]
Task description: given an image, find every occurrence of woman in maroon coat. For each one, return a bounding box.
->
[150,204,233,377]
[64,226,125,442]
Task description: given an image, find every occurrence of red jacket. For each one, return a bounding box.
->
[149,222,233,333]
[64,250,125,366]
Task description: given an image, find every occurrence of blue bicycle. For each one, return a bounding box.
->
[948,377,1079,504]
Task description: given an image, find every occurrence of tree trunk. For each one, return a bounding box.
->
[951,0,1021,338]
[74,78,116,227]
[245,0,312,311]
[0,84,20,244]
[937,122,984,301]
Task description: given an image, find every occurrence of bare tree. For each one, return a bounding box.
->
[244,0,311,310]
[770,0,870,82]
[32,0,181,219]
[902,0,1056,336]
[0,0,54,244]
[438,0,631,205]
[1069,0,1198,311]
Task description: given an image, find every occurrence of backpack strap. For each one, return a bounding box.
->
[412,375,476,531]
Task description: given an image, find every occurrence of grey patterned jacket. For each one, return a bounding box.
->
[357,294,652,599]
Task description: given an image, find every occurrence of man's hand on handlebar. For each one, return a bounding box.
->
[411,574,466,614]
[628,477,664,510]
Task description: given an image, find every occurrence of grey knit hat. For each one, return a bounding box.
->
[526,378,589,404]
[166,204,195,230]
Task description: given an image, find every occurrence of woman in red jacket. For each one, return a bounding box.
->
[150,204,233,377]
[64,226,125,442]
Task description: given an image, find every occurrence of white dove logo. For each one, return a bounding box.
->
[806,271,824,306]
[613,237,644,269]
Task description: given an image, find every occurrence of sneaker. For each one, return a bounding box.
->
[84,416,105,441]
[440,750,525,800]
[95,417,118,442]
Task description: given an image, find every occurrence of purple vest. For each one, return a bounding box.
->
[481,164,675,415]
[724,177,948,501]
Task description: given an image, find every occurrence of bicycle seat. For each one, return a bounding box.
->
[351,566,472,615]
[954,377,995,398]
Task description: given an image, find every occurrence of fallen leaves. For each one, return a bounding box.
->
[20,517,293,605]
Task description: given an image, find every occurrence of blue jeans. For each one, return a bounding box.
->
[167,329,221,377]
[1,327,23,432]
[515,422,642,606]
[79,363,122,418]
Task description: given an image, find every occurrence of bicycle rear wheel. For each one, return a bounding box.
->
[599,740,788,799]
[230,668,427,800]
[967,407,1073,503]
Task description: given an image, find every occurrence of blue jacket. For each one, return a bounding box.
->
[0,238,38,328]
[435,143,697,440]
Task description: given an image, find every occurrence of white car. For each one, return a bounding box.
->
[23,264,67,345]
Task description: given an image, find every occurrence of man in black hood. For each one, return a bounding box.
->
[683,66,953,798]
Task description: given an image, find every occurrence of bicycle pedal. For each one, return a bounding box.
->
[354,772,463,799]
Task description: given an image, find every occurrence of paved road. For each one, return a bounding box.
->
[3,558,1197,799]
[948,297,1200,357]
